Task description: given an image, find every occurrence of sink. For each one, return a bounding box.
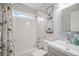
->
[47,40,79,56]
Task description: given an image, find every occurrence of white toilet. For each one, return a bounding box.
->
[32,40,48,56]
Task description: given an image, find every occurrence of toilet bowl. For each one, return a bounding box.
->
[32,49,47,56]
[32,40,49,56]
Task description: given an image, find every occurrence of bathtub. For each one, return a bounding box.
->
[15,40,49,56]
[16,48,37,56]
[16,48,47,56]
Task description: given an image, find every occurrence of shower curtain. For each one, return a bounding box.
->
[0,3,14,56]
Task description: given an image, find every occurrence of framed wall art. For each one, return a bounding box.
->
[46,5,53,33]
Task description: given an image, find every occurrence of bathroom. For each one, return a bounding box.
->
[0,3,79,56]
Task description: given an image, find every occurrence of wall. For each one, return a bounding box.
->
[71,10,79,31]
[14,10,37,55]
[14,13,37,55]
[35,11,45,48]
[13,4,38,55]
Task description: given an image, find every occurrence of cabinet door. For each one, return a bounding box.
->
[48,47,58,56]
[48,46,69,56]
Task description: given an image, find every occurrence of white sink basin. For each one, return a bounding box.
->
[47,40,79,56]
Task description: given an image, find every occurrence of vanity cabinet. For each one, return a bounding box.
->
[48,45,69,56]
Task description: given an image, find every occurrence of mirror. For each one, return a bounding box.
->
[62,4,79,32]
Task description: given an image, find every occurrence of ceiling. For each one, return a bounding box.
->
[23,3,53,12]
[13,3,53,15]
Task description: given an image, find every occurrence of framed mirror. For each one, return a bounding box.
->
[62,4,79,32]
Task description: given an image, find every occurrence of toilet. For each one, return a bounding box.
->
[32,40,49,56]
[33,49,47,56]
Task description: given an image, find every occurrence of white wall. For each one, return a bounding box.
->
[35,11,45,48]
[14,15,37,55]
[13,4,38,55]
[71,10,79,31]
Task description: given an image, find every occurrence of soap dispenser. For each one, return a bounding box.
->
[76,35,79,45]
[74,33,79,46]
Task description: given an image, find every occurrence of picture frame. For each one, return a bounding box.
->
[46,5,53,33]
[46,5,53,21]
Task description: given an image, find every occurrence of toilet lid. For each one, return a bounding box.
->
[33,49,47,56]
